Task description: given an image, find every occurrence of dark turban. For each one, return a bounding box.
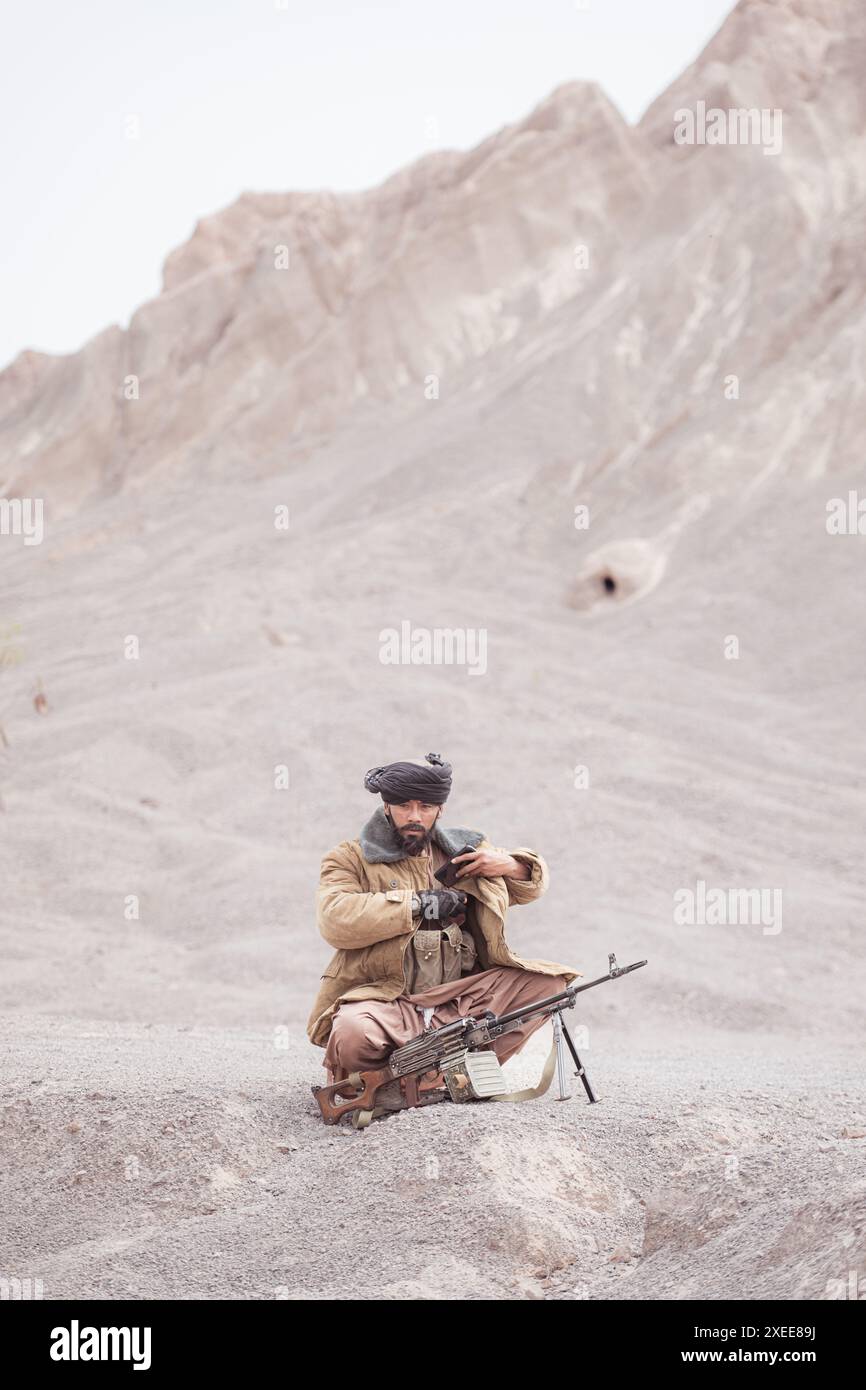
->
[363,752,452,804]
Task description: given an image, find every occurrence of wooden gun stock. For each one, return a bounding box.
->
[310,1066,394,1124]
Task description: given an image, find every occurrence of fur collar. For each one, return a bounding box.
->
[358,805,484,864]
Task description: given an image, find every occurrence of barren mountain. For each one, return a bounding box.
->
[1,0,864,1301]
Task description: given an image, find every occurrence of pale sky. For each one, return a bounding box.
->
[1,0,736,371]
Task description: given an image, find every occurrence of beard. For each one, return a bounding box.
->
[386,813,437,857]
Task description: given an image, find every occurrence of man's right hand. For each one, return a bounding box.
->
[414,888,468,925]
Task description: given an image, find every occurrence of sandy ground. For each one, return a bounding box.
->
[1,1013,863,1301]
[1,445,863,1303]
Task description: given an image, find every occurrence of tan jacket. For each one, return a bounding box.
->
[306,807,582,1048]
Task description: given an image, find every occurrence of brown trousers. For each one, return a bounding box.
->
[322,965,567,1076]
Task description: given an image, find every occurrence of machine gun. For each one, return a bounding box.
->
[311,953,647,1127]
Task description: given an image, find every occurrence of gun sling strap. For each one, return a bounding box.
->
[349,1030,560,1128]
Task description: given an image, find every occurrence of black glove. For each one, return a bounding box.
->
[415,888,468,926]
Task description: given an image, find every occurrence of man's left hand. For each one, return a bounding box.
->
[451,850,530,881]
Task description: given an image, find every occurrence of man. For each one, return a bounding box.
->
[306,752,581,1113]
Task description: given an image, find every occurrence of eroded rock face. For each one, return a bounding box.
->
[3,0,863,553]
[1,82,652,517]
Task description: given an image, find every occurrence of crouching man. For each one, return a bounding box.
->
[306,752,581,1112]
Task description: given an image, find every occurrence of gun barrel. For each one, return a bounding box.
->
[491,958,647,1032]
[387,957,647,1078]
